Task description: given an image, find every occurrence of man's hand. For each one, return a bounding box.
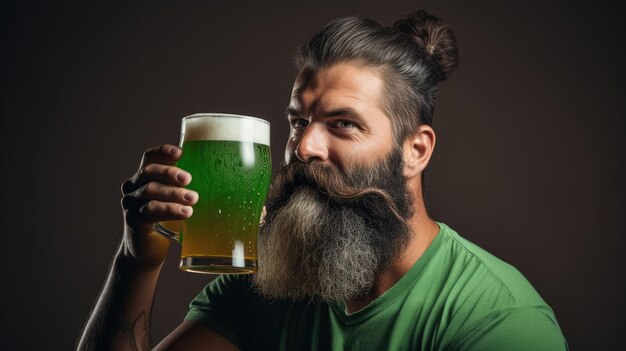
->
[120,144,199,269]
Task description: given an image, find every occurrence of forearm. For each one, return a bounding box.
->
[78,245,164,351]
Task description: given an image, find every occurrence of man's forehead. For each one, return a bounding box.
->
[289,63,385,113]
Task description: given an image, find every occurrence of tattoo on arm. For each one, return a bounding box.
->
[110,311,151,351]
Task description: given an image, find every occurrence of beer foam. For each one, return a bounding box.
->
[181,113,270,145]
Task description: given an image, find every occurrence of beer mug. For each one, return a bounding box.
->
[155,113,271,274]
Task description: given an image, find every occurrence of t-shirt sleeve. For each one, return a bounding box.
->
[451,306,568,351]
[184,274,253,350]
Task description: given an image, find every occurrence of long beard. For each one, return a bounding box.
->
[252,148,413,303]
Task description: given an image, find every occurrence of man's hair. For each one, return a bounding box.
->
[295,10,459,144]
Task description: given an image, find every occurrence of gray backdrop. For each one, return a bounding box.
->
[1,0,624,349]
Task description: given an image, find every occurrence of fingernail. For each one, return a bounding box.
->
[184,191,197,202]
[180,206,192,215]
[169,147,180,155]
[176,171,190,183]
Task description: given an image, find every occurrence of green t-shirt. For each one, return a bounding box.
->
[185,223,567,350]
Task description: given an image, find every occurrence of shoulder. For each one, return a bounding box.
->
[185,275,255,348]
[433,223,567,349]
[188,274,253,309]
[185,274,292,350]
[437,223,550,308]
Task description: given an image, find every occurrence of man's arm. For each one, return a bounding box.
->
[78,144,208,350]
[78,247,163,350]
[78,251,240,351]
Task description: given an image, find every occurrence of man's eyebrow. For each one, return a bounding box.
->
[323,107,361,119]
[285,106,301,118]
[285,106,362,119]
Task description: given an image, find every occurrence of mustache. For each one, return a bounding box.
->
[266,160,406,224]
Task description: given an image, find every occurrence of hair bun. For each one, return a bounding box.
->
[392,10,459,81]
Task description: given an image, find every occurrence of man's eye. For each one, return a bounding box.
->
[333,120,356,128]
[291,118,310,129]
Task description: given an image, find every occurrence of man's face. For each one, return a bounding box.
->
[284,63,395,170]
[252,63,413,303]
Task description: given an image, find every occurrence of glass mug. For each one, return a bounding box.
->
[155,113,271,274]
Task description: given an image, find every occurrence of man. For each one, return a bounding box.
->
[79,11,567,350]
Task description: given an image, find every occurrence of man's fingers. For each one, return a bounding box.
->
[140,144,182,168]
[122,164,191,195]
[121,145,185,194]
[122,182,198,209]
[120,144,195,228]
[125,201,193,226]
[141,201,193,221]
[121,181,198,228]
[120,194,148,211]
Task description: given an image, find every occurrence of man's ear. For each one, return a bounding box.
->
[402,125,436,179]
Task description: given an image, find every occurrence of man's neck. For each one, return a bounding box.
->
[344,212,439,314]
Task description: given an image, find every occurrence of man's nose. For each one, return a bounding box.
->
[295,122,329,162]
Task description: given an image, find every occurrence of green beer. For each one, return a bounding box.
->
[156,114,271,274]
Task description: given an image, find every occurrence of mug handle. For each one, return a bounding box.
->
[154,221,182,242]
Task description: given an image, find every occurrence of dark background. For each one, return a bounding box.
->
[1,0,624,349]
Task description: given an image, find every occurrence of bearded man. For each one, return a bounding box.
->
[79,11,568,351]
